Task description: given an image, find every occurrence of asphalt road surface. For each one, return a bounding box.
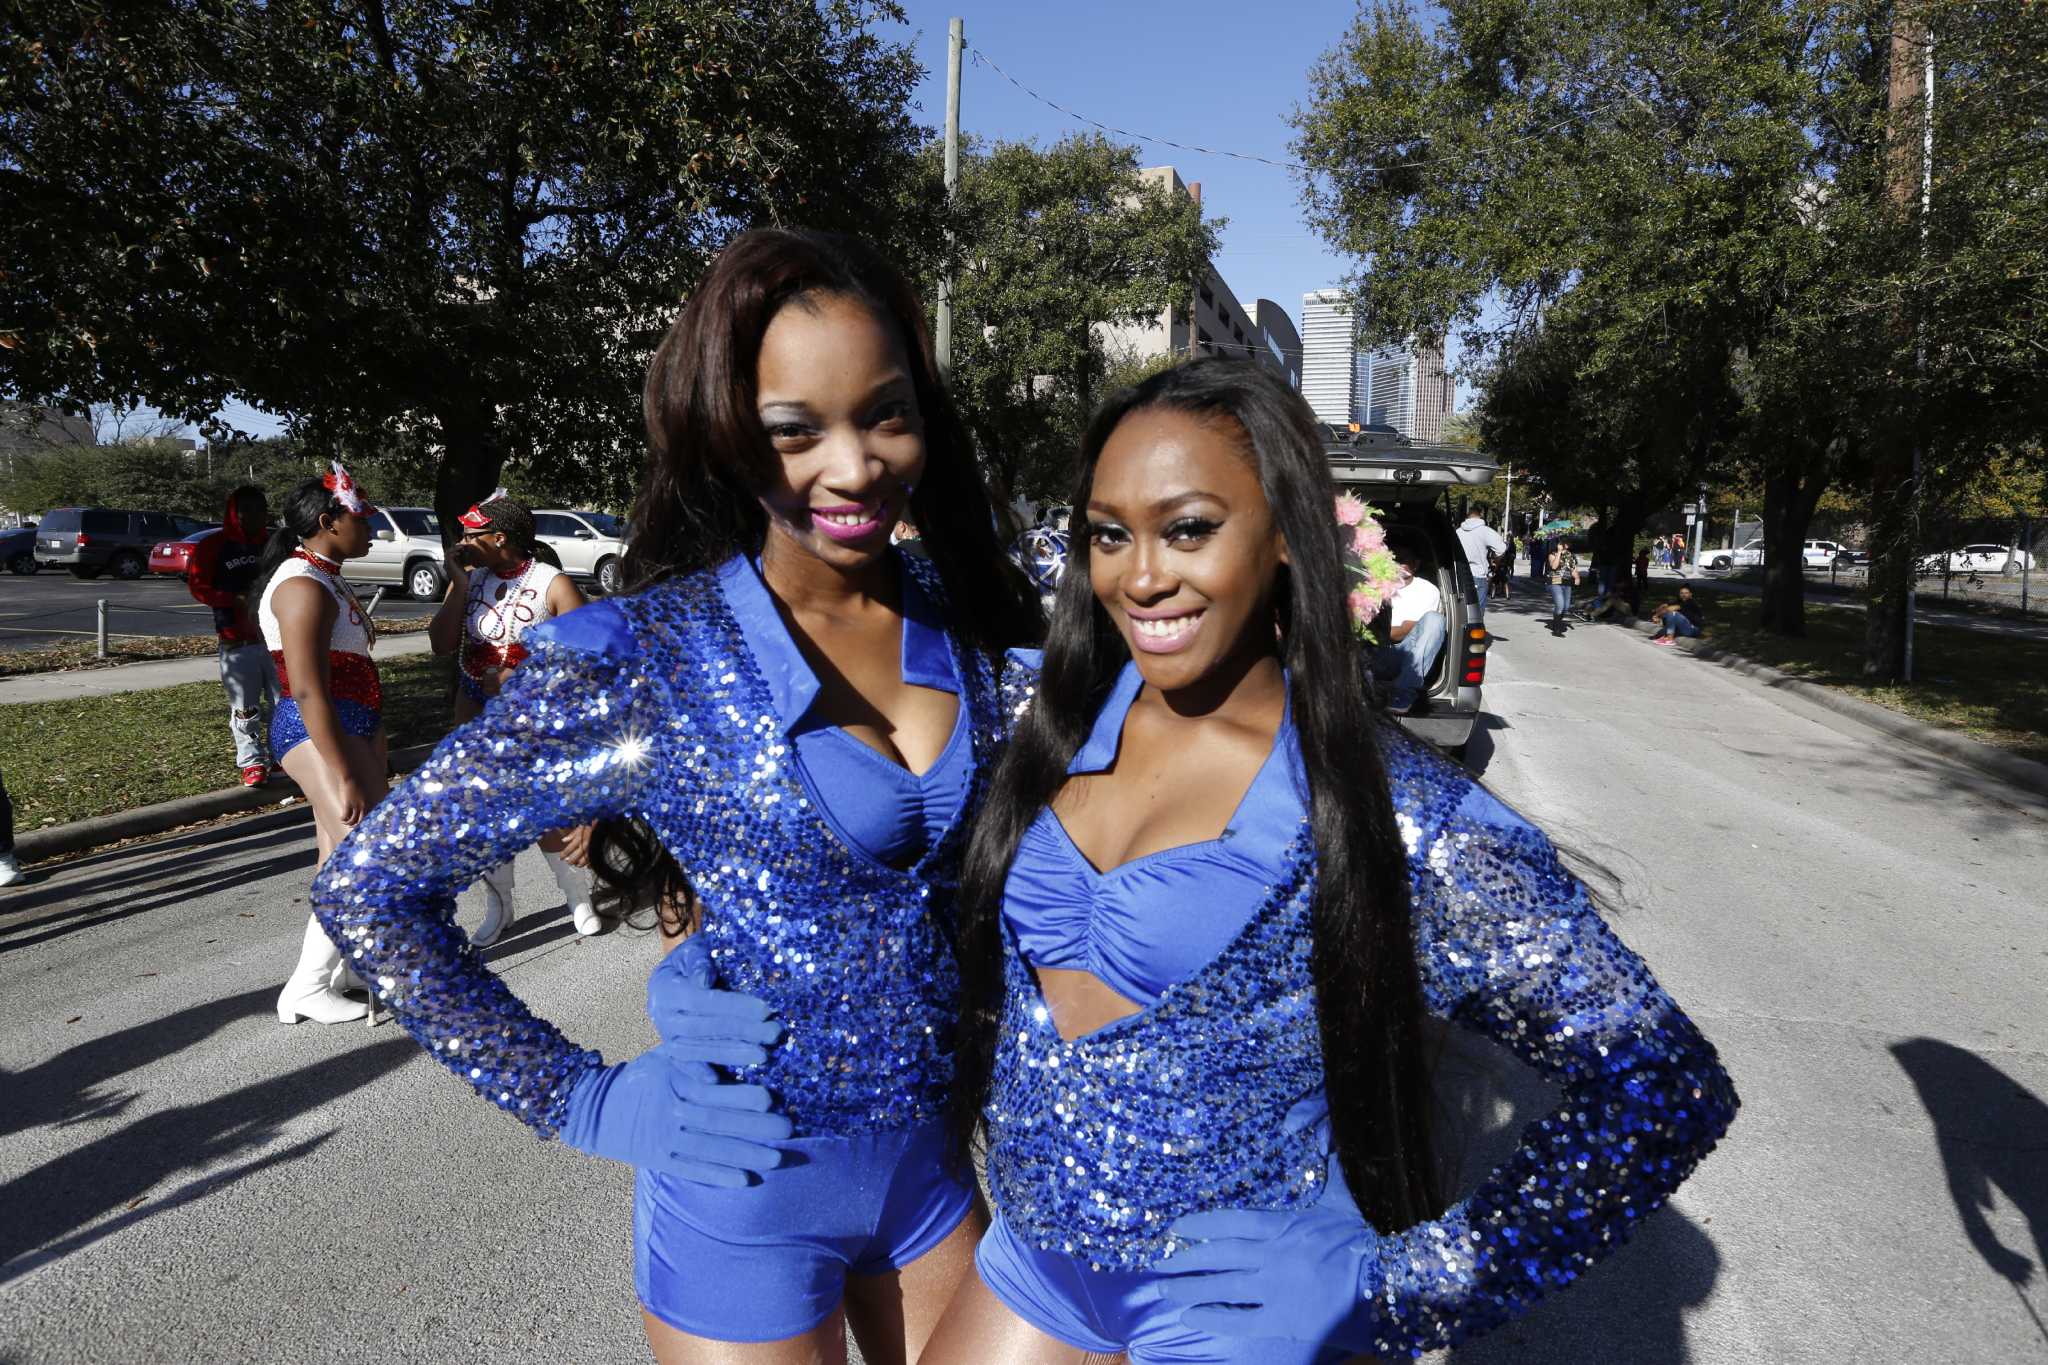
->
[0,571,440,652]
[1,598,2043,1363]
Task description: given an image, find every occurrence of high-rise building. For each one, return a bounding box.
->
[1363,336,1453,442]
[1300,289,1366,427]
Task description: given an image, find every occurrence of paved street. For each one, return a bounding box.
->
[0,572,438,652]
[2,601,2044,1363]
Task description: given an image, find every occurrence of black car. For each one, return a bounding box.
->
[1,524,39,575]
[1834,547,1872,567]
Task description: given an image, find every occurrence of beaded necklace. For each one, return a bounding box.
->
[291,547,377,647]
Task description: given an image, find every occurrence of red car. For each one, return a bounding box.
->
[149,527,220,577]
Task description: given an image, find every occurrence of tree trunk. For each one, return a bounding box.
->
[1861,428,1916,681]
[433,411,508,552]
[1759,463,1826,636]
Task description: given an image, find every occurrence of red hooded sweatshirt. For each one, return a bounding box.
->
[186,495,270,646]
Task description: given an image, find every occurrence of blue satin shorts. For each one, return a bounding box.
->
[635,1118,974,1341]
[976,1213,1347,1365]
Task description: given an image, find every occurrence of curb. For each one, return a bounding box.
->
[1610,613,2048,800]
[13,739,442,865]
[0,630,437,705]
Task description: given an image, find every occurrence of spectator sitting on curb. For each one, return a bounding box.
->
[1370,535,1447,713]
[1650,586,1708,644]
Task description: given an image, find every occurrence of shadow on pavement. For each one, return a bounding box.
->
[0,836,315,954]
[1892,1037,2048,1346]
[0,1036,418,1283]
[0,985,276,1140]
[1428,1020,1721,1364]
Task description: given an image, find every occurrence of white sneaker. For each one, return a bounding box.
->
[471,862,517,947]
[544,850,603,937]
[0,853,21,888]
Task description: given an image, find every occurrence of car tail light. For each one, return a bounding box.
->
[1460,624,1489,686]
[75,532,89,545]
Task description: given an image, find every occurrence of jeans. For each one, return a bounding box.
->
[0,766,13,858]
[219,641,278,768]
[1665,611,1701,638]
[1549,582,1572,618]
[1469,570,1489,616]
[1371,610,1447,709]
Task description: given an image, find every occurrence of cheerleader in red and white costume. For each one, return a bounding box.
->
[255,465,386,1025]
[427,492,599,942]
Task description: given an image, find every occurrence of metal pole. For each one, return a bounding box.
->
[1501,467,1513,533]
[935,18,963,376]
[365,586,385,617]
[2021,515,2031,613]
[96,598,107,659]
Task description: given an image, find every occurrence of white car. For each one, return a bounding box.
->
[1699,539,1765,571]
[350,506,449,600]
[1802,539,1843,566]
[1917,543,2035,577]
[533,509,629,595]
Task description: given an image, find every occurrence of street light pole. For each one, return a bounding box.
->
[935,18,963,376]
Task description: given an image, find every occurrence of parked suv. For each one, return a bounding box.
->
[532,509,628,595]
[1324,433,1496,757]
[35,507,184,579]
[347,506,449,600]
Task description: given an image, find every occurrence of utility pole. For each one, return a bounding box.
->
[935,18,963,376]
[1500,466,1513,533]
[1903,25,1934,682]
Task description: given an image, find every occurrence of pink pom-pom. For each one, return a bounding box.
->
[1333,493,1367,527]
[1347,588,1377,623]
[1354,522,1386,555]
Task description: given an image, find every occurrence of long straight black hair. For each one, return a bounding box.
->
[949,357,1438,1231]
[590,228,1042,927]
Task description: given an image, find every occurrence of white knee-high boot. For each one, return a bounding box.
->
[278,914,369,1025]
[470,861,517,947]
[544,850,602,937]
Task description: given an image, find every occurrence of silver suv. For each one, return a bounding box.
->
[1323,428,1496,757]
[347,506,449,600]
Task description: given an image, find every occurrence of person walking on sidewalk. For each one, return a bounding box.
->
[0,766,20,888]
[187,485,278,787]
[1546,540,1581,633]
[1455,505,1507,615]
[427,492,600,942]
[256,465,384,1026]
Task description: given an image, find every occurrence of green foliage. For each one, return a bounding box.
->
[0,0,931,527]
[1294,0,2046,657]
[935,135,1220,500]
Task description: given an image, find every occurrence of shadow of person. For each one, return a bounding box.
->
[0,1037,418,1281]
[0,984,275,1140]
[1892,1036,2048,1340]
[1423,1021,1723,1364]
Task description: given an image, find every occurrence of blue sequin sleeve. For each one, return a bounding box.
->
[1364,729,1739,1356]
[310,602,667,1137]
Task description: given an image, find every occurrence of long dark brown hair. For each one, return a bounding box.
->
[949,357,1438,1231]
[589,228,1041,928]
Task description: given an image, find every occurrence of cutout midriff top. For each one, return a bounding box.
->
[1001,662,1307,1007]
[717,553,970,870]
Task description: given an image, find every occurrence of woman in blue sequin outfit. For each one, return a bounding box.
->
[309,229,1042,1365]
[919,358,1738,1364]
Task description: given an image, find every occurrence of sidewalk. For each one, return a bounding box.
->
[0,631,436,705]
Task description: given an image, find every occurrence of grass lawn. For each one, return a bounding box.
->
[0,615,431,678]
[1679,589,2048,765]
[1,653,457,829]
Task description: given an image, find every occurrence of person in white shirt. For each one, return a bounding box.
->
[1371,537,1448,712]
[1456,506,1508,614]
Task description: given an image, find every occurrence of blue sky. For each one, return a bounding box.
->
[187,0,1432,443]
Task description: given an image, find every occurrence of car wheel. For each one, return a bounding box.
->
[6,552,35,575]
[2004,562,2020,576]
[111,551,146,580]
[595,556,623,596]
[70,565,103,579]
[1710,555,1731,570]
[406,560,446,601]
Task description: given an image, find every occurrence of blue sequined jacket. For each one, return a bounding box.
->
[984,723,1737,1356]
[310,557,1036,1139]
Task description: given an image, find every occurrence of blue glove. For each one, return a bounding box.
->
[645,935,784,1069]
[559,1045,792,1187]
[1156,1204,1382,1352]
